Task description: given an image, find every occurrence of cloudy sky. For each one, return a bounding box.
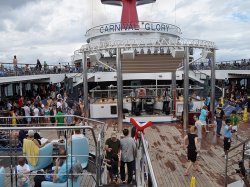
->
[0,0,249,65]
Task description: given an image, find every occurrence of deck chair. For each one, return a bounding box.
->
[41,177,80,187]
[23,139,53,171]
[68,137,89,169]
[41,158,81,187]
[0,167,5,187]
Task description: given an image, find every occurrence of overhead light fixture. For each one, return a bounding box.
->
[134,49,139,56]
[122,50,135,60]
[154,48,158,55]
[189,48,194,56]
[109,51,113,58]
[201,49,213,59]
[160,48,164,55]
[167,47,171,55]
[89,53,101,62]
[171,47,185,58]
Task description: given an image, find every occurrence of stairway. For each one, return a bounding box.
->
[72,73,95,87]
[122,54,182,73]
[102,184,136,187]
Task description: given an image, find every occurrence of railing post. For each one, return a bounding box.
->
[82,51,89,118]
[224,151,228,187]
[183,47,189,133]
[116,48,123,132]
[210,49,216,120]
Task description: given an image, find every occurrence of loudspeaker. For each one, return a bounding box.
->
[110,106,117,114]
[89,53,101,62]
[134,108,140,116]
[201,49,213,59]
[165,107,170,115]
[171,48,185,58]
[122,50,135,60]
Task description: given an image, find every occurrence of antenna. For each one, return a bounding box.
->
[91,0,94,26]
[174,0,176,25]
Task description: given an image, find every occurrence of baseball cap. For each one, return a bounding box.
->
[111,131,117,138]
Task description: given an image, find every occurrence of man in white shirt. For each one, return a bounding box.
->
[22,103,31,124]
[33,105,40,123]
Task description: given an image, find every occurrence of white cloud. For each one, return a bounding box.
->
[0,0,249,64]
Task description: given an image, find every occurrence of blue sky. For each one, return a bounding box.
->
[0,0,249,64]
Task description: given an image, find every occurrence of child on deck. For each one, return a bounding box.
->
[16,157,30,187]
[223,119,232,159]
[230,110,240,139]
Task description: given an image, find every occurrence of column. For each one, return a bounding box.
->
[116,48,123,132]
[183,47,189,133]
[171,71,176,116]
[210,49,216,120]
[19,82,23,96]
[82,52,89,118]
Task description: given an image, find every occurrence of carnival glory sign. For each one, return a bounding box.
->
[99,22,181,35]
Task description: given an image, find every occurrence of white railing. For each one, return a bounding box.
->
[80,37,216,53]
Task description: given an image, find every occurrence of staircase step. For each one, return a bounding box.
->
[102,184,136,187]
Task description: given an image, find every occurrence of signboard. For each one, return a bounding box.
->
[98,22,181,35]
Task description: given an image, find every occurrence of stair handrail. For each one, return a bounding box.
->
[224,137,250,187]
[140,132,158,187]
[97,60,116,72]
[176,57,202,71]
[188,61,224,92]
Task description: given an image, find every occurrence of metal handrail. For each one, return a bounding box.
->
[141,132,158,187]
[224,137,250,187]
[0,116,106,187]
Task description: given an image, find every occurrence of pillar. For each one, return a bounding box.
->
[19,82,23,96]
[210,49,216,121]
[183,47,189,133]
[82,52,89,118]
[171,71,176,116]
[116,48,123,132]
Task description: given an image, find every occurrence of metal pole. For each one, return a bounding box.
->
[183,47,189,132]
[19,82,22,96]
[116,48,123,132]
[82,52,89,118]
[210,49,216,120]
[172,71,176,116]
[224,152,228,187]
[155,74,158,97]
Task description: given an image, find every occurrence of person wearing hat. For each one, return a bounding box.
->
[26,130,48,148]
[105,131,121,182]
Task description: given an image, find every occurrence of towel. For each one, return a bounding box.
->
[23,139,39,167]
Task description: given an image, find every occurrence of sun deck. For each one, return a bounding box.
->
[143,121,250,187]
[0,118,249,186]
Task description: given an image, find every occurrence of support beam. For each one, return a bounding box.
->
[116,48,123,132]
[210,49,216,121]
[19,82,23,96]
[82,52,89,118]
[183,47,189,133]
[171,71,176,116]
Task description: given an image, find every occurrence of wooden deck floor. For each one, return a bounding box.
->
[1,118,249,187]
[143,120,250,187]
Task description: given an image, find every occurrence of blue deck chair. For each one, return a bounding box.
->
[0,167,5,187]
[68,137,89,169]
[27,143,53,171]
